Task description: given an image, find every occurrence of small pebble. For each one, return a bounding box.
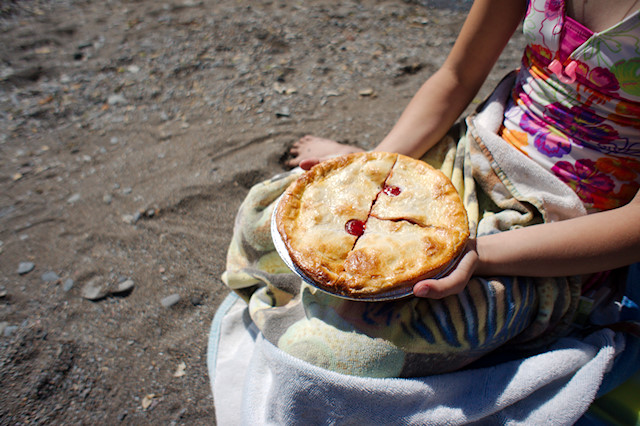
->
[108,94,128,106]
[358,87,375,96]
[275,107,290,117]
[67,193,81,204]
[114,279,135,294]
[161,293,181,308]
[63,278,74,292]
[41,271,60,282]
[17,261,35,275]
[82,277,107,301]
[3,325,18,337]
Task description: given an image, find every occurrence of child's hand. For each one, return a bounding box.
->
[413,239,478,298]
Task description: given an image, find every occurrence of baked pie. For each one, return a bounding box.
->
[275,152,469,298]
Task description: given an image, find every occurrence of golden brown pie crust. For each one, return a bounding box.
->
[275,151,469,298]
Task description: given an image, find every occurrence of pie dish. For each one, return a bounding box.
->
[274,152,469,300]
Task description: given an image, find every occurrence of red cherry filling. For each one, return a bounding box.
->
[345,219,366,236]
[383,185,402,196]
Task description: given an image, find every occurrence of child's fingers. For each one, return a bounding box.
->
[413,274,467,299]
[413,241,478,299]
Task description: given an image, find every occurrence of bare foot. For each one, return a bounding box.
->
[286,135,363,168]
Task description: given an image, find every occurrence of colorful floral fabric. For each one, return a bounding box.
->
[501,0,640,211]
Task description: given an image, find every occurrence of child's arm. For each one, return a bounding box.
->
[414,192,640,298]
[374,0,527,158]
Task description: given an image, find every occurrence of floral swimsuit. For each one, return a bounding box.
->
[500,0,640,211]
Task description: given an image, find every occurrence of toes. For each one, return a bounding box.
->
[289,135,316,156]
[299,158,319,170]
[285,158,301,168]
[297,135,320,146]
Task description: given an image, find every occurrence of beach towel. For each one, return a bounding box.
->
[212,73,638,423]
[208,292,622,425]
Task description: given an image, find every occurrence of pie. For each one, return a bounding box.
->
[275,151,469,298]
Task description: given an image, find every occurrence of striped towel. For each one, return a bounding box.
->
[220,74,591,377]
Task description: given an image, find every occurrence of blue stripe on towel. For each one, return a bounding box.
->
[431,298,462,347]
[483,280,497,342]
[459,287,479,348]
[412,310,436,344]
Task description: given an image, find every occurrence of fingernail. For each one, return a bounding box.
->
[414,284,429,298]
